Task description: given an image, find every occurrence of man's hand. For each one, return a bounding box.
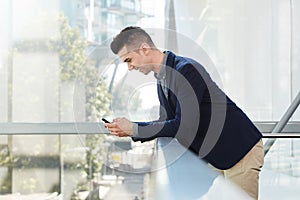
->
[104,117,133,137]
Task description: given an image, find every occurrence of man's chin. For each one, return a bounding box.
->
[139,70,150,75]
[143,71,151,75]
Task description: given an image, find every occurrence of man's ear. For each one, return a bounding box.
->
[140,42,151,55]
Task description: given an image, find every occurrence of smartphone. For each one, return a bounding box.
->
[102,118,111,123]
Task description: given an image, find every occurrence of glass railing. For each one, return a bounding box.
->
[0,123,154,200]
[260,136,300,200]
[1,122,300,199]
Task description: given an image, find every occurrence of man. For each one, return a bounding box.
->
[105,26,264,199]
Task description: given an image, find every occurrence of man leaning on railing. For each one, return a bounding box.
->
[104,26,264,200]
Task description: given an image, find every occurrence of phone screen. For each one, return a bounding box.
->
[102,118,110,123]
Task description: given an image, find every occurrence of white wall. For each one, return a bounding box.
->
[291,0,300,120]
[12,0,60,41]
[0,0,10,122]
[13,53,59,122]
[173,0,299,121]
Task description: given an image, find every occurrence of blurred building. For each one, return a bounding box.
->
[61,0,150,43]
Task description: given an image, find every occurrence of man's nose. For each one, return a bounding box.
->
[128,64,134,71]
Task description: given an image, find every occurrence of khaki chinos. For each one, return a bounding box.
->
[212,139,264,199]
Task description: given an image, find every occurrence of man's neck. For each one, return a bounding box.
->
[152,50,165,73]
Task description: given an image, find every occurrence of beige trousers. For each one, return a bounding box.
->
[213,139,264,199]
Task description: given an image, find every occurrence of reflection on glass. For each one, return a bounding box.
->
[260,138,300,199]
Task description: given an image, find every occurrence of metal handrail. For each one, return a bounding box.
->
[0,122,300,135]
[264,92,300,155]
[0,122,108,135]
[263,133,300,138]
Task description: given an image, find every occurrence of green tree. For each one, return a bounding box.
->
[48,14,111,197]
[49,14,111,121]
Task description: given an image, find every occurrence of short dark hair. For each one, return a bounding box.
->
[110,26,155,54]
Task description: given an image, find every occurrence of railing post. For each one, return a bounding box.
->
[264,92,300,155]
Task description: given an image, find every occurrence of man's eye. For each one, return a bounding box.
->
[124,58,131,63]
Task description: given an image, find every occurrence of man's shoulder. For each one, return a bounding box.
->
[168,53,191,68]
[166,51,205,74]
[176,56,204,73]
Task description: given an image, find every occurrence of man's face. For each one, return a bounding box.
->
[118,45,152,75]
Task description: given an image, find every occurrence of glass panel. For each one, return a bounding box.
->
[2,0,297,123]
[0,0,163,198]
[261,138,300,199]
[291,0,300,120]
[171,0,300,121]
[0,0,163,123]
[0,133,154,199]
[263,138,300,177]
